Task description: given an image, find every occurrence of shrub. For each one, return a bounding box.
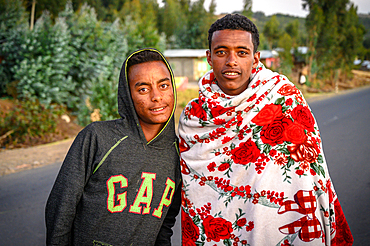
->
[0,0,28,96]
[0,99,65,148]
[77,69,120,126]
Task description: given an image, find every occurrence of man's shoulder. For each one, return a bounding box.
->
[78,119,124,138]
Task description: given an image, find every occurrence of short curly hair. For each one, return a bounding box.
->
[127,50,164,72]
[208,14,259,53]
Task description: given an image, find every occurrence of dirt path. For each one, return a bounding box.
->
[0,138,74,176]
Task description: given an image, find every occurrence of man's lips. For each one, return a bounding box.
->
[150,106,167,112]
[222,70,241,78]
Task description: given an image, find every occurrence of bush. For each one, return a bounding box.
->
[13,12,77,107]
[77,69,120,126]
[0,0,28,96]
[0,99,66,148]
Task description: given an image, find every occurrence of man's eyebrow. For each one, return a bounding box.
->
[157,77,170,83]
[214,45,227,50]
[213,45,251,51]
[134,77,170,88]
[237,46,251,51]
[134,81,150,88]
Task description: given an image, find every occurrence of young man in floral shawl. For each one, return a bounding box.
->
[178,14,353,246]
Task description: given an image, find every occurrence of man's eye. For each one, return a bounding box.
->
[239,51,247,55]
[139,88,148,93]
[160,83,170,89]
[215,50,225,55]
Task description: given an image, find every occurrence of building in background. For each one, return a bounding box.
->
[259,49,279,69]
[164,49,210,87]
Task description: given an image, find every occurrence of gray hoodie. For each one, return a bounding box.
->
[45,48,181,246]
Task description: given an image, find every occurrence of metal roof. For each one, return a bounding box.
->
[259,50,279,59]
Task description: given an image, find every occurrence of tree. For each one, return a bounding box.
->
[175,0,217,49]
[339,3,365,72]
[277,33,293,77]
[302,1,323,84]
[285,19,299,46]
[24,0,68,22]
[0,0,29,96]
[13,11,76,106]
[303,0,364,88]
[263,15,280,49]
[119,0,164,52]
[242,0,252,18]
[158,0,185,47]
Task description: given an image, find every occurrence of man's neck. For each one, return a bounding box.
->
[140,121,165,142]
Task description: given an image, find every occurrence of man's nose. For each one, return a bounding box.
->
[226,52,238,66]
[151,87,162,101]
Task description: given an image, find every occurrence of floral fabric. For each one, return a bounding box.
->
[178,63,353,246]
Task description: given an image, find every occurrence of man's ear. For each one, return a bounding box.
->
[253,51,260,68]
[206,50,212,67]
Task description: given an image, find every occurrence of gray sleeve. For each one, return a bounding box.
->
[45,125,97,245]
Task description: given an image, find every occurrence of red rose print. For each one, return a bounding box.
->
[179,136,190,153]
[218,162,230,172]
[278,84,299,96]
[221,136,233,144]
[285,98,293,106]
[182,209,200,245]
[246,221,254,231]
[236,218,247,227]
[180,158,191,175]
[270,149,278,156]
[203,215,233,242]
[190,100,207,121]
[283,122,307,144]
[210,105,235,118]
[247,93,257,102]
[252,104,282,126]
[207,162,216,172]
[310,168,316,176]
[231,139,260,164]
[291,105,315,132]
[260,116,292,146]
[274,153,288,166]
[182,237,196,246]
[332,199,354,245]
[295,95,305,105]
[287,139,319,163]
[295,169,304,176]
[213,118,226,125]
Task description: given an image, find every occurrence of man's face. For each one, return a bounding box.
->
[206,29,260,96]
[128,61,174,129]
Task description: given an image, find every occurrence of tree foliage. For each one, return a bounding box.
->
[242,0,253,18]
[263,15,281,49]
[0,0,28,96]
[168,0,217,49]
[1,0,369,128]
[303,0,365,83]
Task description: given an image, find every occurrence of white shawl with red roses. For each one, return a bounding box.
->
[178,62,353,246]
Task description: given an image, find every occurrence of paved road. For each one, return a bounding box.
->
[308,86,370,245]
[0,86,369,246]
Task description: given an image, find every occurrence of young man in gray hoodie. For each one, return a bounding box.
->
[45,48,181,246]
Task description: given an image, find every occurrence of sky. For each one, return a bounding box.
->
[201,0,370,17]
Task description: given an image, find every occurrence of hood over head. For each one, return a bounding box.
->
[118,48,177,145]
